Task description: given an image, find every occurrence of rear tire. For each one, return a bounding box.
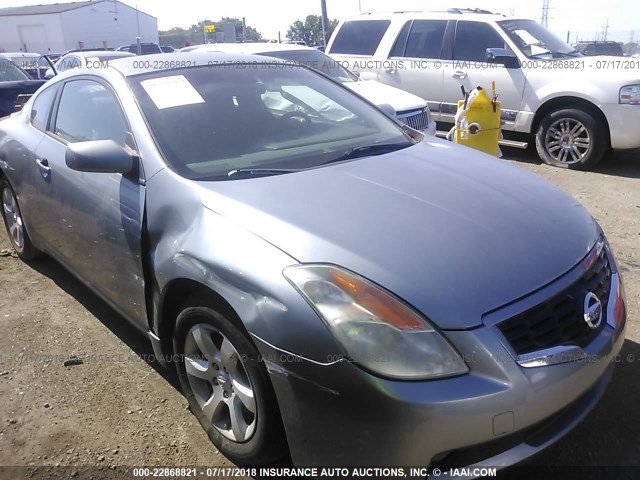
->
[0,178,41,260]
[535,108,608,170]
[173,302,287,466]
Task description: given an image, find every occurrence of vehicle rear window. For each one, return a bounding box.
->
[329,20,390,56]
[0,58,31,81]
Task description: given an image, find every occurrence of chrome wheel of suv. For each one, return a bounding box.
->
[535,107,608,170]
[544,118,591,165]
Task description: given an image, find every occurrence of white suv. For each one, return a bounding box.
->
[326,9,640,169]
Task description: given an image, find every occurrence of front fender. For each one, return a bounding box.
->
[146,169,342,364]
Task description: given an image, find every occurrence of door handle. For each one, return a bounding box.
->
[452,70,467,79]
[36,158,51,178]
[385,67,397,74]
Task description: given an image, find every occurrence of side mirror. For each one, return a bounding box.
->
[65,140,136,174]
[44,68,55,79]
[486,48,520,68]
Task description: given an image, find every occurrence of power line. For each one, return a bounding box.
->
[541,0,550,27]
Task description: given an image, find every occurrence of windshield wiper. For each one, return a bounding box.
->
[322,143,410,165]
[226,167,301,178]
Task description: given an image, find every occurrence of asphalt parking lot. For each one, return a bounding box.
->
[0,146,638,478]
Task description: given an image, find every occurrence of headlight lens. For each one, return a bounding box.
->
[619,84,640,104]
[284,264,468,380]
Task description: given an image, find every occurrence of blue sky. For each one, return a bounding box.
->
[6,0,640,43]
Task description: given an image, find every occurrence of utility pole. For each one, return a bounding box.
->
[602,18,610,41]
[541,0,549,27]
[320,0,329,46]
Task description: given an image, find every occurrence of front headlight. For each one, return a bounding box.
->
[619,84,640,104]
[283,264,468,380]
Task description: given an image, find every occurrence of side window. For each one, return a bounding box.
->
[453,22,507,62]
[403,20,447,59]
[389,21,412,57]
[31,85,57,132]
[54,80,128,146]
[329,20,390,56]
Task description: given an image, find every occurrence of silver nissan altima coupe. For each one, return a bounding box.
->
[0,53,627,469]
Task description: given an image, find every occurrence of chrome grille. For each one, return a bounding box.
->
[396,107,430,132]
[498,246,612,355]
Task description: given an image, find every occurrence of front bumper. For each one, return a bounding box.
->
[255,265,626,468]
[600,103,640,149]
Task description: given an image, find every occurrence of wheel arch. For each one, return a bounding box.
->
[155,278,247,362]
[531,96,611,148]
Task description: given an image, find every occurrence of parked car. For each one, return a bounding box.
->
[0,52,626,470]
[573,41,624,57]
[326,9,640,169]
[117,42,163,55]
[160,45,176,53]
[0,54,46,117]
[1,53,52,80]
[47,50,135,77]
[193,43,436,134]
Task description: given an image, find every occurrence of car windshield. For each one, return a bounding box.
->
[0,57,32,81]
[129,62,412,180]
[258,50,357,83]
[498,19,579,58]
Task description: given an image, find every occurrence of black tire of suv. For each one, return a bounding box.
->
[173,301,287,466]
[535,108,608,170]
[0,178,41,261]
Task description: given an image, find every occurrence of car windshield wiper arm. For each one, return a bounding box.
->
[322,143,410,165]
[226,167,302,178]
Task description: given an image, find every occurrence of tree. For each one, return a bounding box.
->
[159,18,263,48]
[286,15,338,46]
[623,41,639,56]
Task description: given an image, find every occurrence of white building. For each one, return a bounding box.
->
[0,0,158,54]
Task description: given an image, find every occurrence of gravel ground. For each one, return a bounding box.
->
[0,147,638,478]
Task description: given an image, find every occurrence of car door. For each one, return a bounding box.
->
[32,77,147,326]
[377,19,448,120]
[440,21,528,129]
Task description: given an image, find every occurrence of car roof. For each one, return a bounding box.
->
[106,52,293,77]
[193,42,315,54]
[2,52,41,58]
[61,51,135,59]
[342,10,510,22]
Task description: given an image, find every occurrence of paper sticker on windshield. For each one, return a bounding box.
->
[513,29,540,46]
[140,75,205,109]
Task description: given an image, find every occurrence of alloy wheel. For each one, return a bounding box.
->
[544,118,592,165]
[2,187,24,250]
[183,323,257,443]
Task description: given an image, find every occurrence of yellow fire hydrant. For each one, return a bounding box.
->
[452,85,501,156]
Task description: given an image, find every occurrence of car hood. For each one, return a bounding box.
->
[345,79,427,113]
[198,139,598,329]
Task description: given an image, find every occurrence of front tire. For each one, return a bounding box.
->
[535,108,608,170]
[173,303,287,466]
[0,178,40,260]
